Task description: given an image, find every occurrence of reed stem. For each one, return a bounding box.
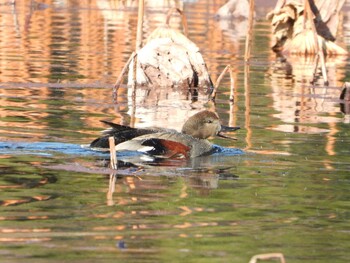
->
[109,136,117,170]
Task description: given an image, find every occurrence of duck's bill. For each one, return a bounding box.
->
[217,125,240,140]
[221,125,240,131]
[217,132,237,140]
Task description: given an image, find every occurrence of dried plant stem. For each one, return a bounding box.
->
[130,83,137,128]
[319,42,328,85]
[107,172,117,206]
[136,0,144,51]
[244,64,252,150]
[244,0,255,62]
[310,50,328,85]
[249,253,286,263]
[311,53,320,83]
[109,136,117,170]
[113,52,136,100]
[229,67,235,102]
[211,65,229,99]
[130,52,138,128]
[166,8,188,36]
[210,65,235,101]
[127,0,144,104]
[304,0,328,85]
[114,0,143,101]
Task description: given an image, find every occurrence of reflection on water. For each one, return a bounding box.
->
[124,85,211,130]
[1,0,350,262]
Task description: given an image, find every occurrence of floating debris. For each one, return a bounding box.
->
[127,8,213,89]
[249,252,286,263]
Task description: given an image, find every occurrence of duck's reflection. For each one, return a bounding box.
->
[104,153,241,205]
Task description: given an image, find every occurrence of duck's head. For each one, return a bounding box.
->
[181,110,239,140]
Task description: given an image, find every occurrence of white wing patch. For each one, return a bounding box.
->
[137,146,155,153]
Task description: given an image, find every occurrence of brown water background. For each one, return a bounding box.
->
[0,0,349,262]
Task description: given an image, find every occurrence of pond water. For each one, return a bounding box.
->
[0,0,349,262]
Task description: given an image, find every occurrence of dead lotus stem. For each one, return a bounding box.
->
[304,0,328,85]
[135,0,144,51]
[165,8,188,37]
[311,53,320,84]
[211,65,231,100]
[113,52,136,100]
[318,39,328,85]
[244,0,255,62]
[108,136,117,170]
[306,0,319,53]
[107,173,117,206]
[229,67,235,102]
[249,253,286,263]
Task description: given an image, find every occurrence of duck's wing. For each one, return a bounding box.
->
[100,121,135,133]
[90,121,155,149]
[115,137,191,159]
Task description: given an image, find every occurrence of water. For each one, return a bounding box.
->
[0,0,349,262]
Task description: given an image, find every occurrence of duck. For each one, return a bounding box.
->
[90,110,240,158]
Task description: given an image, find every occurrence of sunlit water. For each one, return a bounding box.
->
[0,1,349,262]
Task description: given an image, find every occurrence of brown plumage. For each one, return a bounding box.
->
[90,110,240,158]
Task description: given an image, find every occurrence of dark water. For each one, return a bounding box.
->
[0,1,349,262]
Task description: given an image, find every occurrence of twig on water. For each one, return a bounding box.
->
[108,136,117,170]
[249,253,286,263]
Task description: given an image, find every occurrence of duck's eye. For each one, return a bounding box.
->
[206,120,213,124]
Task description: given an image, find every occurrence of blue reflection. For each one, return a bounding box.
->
[0,141,106,157]
[0,141,244,165]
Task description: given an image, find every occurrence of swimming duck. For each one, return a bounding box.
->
[90,110,239,158]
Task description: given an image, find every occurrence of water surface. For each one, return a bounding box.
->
[0,1,349,262]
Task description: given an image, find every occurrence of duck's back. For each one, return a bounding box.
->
[90,121,156,149]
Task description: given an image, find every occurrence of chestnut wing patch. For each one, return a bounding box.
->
[141,138,191,158]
